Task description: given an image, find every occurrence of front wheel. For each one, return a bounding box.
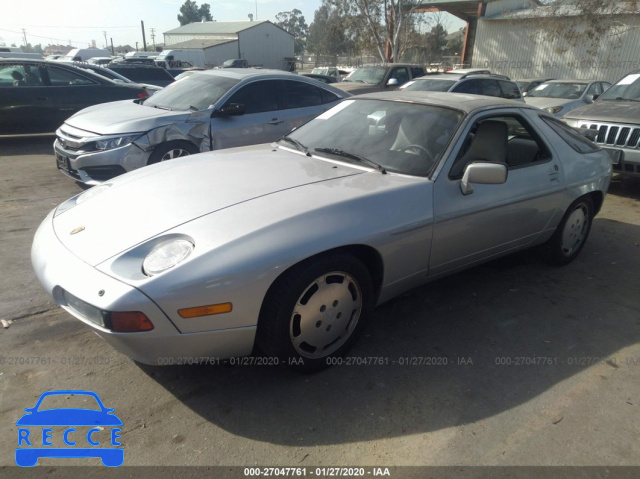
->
[544,196,594,266]
[257,252,374,372]
[147,141,199,165]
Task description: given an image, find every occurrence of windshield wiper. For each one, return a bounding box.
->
[612,97,640,102]
[314,148,386,174]
[280,136,310,156]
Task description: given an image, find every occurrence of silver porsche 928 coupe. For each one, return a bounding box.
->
[32,92,612,372]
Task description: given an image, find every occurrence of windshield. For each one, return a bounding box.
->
[528,82,587,99]
[599,73,640,101]
[402,79,457,92]
[144,73,239,110]
[343,67,388,84]
[284,98,463,177]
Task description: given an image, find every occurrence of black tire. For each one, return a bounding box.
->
[256,252,374,373]
[544,196,594,266]
[147,141,199,165]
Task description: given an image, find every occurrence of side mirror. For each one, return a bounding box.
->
[215,103,246,117]
[386,78,399,87]
[584,94,594,104]
[460,162,508,195]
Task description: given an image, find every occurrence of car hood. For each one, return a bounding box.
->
[524,97,573,109]
[64,100,191,135]
[563,100,640,123]
[53,145,364,266]
[334,82,383,94]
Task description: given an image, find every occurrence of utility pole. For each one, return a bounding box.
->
[21,28,28,47]
[103,31,108,49]
[150,28,156,50]
[141,20,147,51]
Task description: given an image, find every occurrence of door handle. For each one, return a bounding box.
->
[36,97,49,101]
[268,118,284,125]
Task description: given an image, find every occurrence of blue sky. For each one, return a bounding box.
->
[0,0,464,50]
[0,0,324,49]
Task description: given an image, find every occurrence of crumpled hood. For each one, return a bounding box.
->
[52,145,362,266]
[63,100,191,135]
[563,100,640,123]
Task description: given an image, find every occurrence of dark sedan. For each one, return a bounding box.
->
[0,59,153,135]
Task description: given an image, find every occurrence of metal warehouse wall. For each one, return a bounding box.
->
[164,33,237,45]
[238,23,294,70]
[473,17,640,83]
[203,42,240,68]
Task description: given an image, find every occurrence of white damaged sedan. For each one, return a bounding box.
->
[32,92,612,371]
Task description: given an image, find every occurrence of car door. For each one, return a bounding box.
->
[0,62,56,134]
[210,79,286,150]
[429,109,565,276]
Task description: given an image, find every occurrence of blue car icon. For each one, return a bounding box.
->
[16,390,123,467]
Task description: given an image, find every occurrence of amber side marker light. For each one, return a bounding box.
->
[178,303,233,319]
[110,311,154,332]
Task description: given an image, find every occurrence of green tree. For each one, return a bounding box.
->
[178,0,213,26]
[308,1,356,57]
[275,9,309,56]
[331,0,423,62]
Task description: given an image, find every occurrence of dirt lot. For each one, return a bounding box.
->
[1,136,639,478]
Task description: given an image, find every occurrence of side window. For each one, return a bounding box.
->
[452,79,480,94]
[281,80,322,109]
[449,114,550,179]
[541,116,600,154]
[320,88,340,104]
[498,80,522,100]
[586,82,601,97]
[411,66,425,78]
[226,80,279,114]
[479,79,502,97]
[47,67,97,86]
[0,64,43,87]
[389,67,409,86]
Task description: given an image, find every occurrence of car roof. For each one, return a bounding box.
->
[414,73,509,81]
[542,79,594,84]
[355,91,537,114]
[193,68,305,80]
[354,63,422,69]
[187,68,350,95]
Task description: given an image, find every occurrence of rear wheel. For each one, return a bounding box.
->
[147,141,198,165]
[257,252,374,372]
[544,196,593,266]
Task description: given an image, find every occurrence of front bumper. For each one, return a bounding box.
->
[31,210,256,365]
[54,138,150,186]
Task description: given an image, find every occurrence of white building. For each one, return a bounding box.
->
[163,21,295,69]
